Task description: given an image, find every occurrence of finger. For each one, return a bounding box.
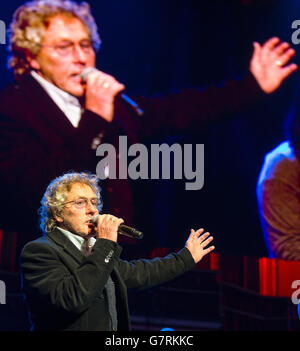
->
[186,229,195,242]
[276,48,296,66]
[110,215,121,224]
[86,71,104,86]
[252,41,261,61]
[110,81,125,94]
[102,215,112,226]
[203,245,215,255]
[200,236,214,248]
[106,214,117,223]
[198,231,210,241]
[273,41,290,56]
[95,76,124,96]
[108,215,123,222]
[195,228,204,237]
[87,72,114,89]
[280,64,298,80]
[261,37,281,62]
[101,76,116,89]
[97,214,107,223]
[117,218,124,225]
[261,37,281,51]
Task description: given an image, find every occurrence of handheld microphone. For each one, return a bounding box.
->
[79,67,144,116]
[92,215,143,240]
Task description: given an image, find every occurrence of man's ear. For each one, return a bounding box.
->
[25,51,40,70]
[53,211,64,224]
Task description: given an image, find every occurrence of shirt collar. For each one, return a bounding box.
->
[56,226,96,253]
[30,70,81,108]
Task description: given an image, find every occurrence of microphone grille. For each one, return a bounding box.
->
[80,67,97,82]
[92,214,98,226]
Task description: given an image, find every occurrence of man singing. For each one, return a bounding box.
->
[20,172,215,331]
[0,0,297,262]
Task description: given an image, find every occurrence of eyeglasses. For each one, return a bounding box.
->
[42,40,94,56]
[64,197,99,209]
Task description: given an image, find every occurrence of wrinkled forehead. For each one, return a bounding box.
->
[42,14,91,44]
[66,182,97,200]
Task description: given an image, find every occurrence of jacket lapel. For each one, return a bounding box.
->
[19,75,77,139]
[47,228,84,264]
[48,230,131,329]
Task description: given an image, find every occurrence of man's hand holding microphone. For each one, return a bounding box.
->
[93,214,215,264]
[93,214,124,242]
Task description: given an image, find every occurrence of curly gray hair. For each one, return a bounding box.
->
[39,172,102,234]
[8,0,101,78]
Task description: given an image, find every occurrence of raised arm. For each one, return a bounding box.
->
[117,229,214,289]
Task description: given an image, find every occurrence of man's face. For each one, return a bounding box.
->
[55,182,99,237]
[29,15,96,97]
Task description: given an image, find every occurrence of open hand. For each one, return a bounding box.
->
[185,228,215,264]
[250,37,298,94]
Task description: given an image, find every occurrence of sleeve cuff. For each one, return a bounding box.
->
[177,247,196,271]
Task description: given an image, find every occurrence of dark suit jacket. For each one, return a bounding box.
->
[0,73,263,246]
[20,228,195,330]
